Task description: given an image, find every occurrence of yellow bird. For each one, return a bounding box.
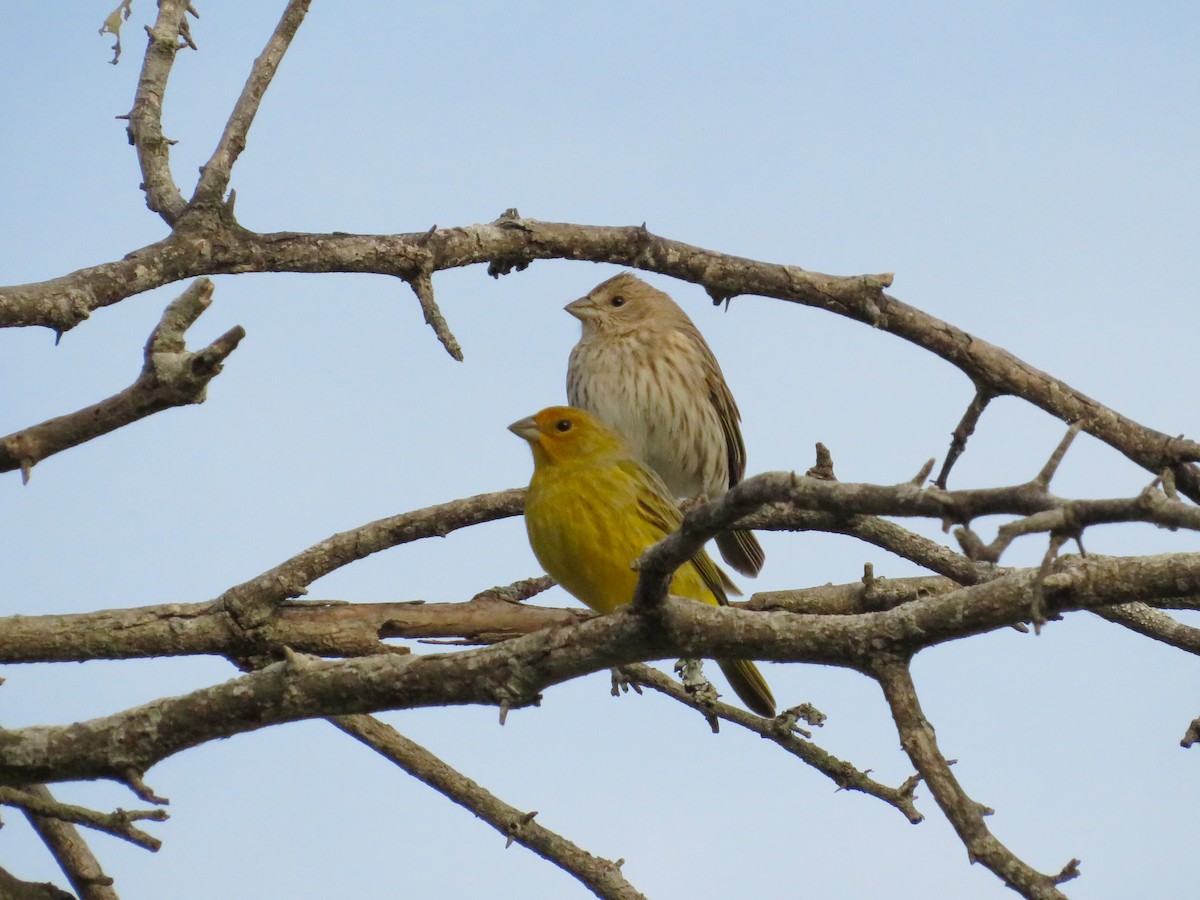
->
[509,405,775,717]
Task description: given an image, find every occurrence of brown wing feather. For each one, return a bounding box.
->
[688,320,766,577]
[684,321,745,489]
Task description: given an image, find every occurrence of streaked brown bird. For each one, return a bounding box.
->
[565,272,765,577]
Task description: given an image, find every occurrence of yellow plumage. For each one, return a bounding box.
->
[509,405,775,717]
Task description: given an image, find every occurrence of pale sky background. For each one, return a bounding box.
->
[2,3,1199,898]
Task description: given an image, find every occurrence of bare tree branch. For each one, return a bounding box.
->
[8,564,1197,677]
[8,492,1200,668]
[750,574,961,616]
[0,236,177,332]
[0,221,889,338]
[935,384,996,489]
[617,664,923,823]
[1094,603,1200,655]
[0,616,669,787]
[407,268,464,361]
[0,279,243,482]
[633,469,1200,609]
[0,867,74,900]
[0,595,585,665]
[6,552,1200,788]
[4,211,1195,506]
[192,0,312,208]
[219,487,526,628]
[468,575,556,604]
[20,784,120,900]
[0,787,166,852]
[745,507,998,585]
[871,658,1077,899]
[332,715,645,900]
[127,0,194,222]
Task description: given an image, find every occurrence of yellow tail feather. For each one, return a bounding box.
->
[717,658,775,717]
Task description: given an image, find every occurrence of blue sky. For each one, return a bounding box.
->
[2,3,1198,897]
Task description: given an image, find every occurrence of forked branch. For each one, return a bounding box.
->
[0,279,243,482]
[19,784,120,900]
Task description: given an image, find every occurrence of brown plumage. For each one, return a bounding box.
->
[565,272,765,577]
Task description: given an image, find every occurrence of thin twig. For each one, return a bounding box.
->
[935,385,997,488]
[1030,532,1071,632]
[633,471,1200,607]
[956,483,1188,564]
[331,715,646,900]
[408,270,463,361]
[469,575,556,604]
[1033,421,1084,488]
[618,663,923,823]
[219,487,526,628]
[193,0,313,207]
[0,280,243,481]
[0,787,166,851]
[20,785,120,900]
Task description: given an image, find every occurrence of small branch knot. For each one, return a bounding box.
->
[806,443,837,481]
[504,810,539,848]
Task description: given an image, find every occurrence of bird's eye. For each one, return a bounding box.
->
[555,419,572,432]
[609,295,626,308]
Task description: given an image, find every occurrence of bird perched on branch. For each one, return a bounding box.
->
[565,272,765,577]
[509,405,775,718]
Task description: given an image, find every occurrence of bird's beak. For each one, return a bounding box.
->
[564,297,598,320]
[507,416,540,442]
